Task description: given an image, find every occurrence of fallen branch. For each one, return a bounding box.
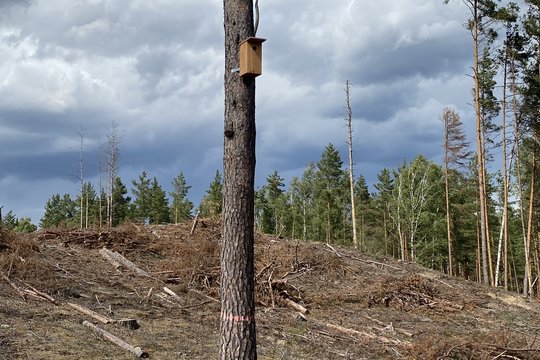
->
[23,283,57,305]
[323,244,401,271]
[363,315,414,337]
[283,298,308,314]
[23,283,58,305]
[256,261,274,280]
[163,287,183,302]
[99,248,151,277]
[83,321,148,358]
[325,243,342,258]
[68,302,114,324]
[326,322,411,347]
[2,273,26,301]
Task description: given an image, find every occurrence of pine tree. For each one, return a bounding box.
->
[354,175,370,250]
[199,170,223,218]
[254,186,272,233]
[74,182,98,228]
[220,0,258,357]
[2,210,17,230]
[148,177,170,224]
[299,163,317,241]
[445,0,508,285]
[315,144,345,243]
[14,217,37,233]
[40,194,76,228]
[264,170,287,236]
[442,107,470,276]
[131,171,152,223]
[111,177,130,226]
[374,168,394,256]
[170,172,193,223]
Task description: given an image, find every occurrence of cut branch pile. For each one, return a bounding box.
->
[37,225,153,251]
[255,261,308,312]
[368,275,462,311]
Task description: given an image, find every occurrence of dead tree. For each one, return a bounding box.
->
[345,80,358,248]
[442,108,470,276]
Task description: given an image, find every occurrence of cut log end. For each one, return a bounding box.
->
[117,318,140,330]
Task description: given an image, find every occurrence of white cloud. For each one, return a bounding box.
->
[0,0,479,222]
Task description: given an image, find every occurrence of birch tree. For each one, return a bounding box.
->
[390,156,434,261]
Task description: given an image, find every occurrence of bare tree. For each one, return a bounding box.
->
[220,0,258,358]
[106,122,119,228]
[442,108,470,276]
[345,80,358,248]
[98,139,104,228]
[78,128,84,230]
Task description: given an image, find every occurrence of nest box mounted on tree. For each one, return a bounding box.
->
[239,37,266,77]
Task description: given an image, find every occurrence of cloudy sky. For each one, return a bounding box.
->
[0,0,477,224]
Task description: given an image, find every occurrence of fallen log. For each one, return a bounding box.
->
[117,318,140,330]
[99,248,124,270]
[326,322,411,347]
[83,321,148,358]
[99,248,151,277]
[283,298,308,314]
[163,287,183,302]
[68,302,114,324]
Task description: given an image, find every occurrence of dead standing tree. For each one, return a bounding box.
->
[220,0,261,358]
[345,80,358,249]
[442,108,470,276]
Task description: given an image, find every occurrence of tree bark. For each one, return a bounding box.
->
[472,0,490,285]
[220,1,257,359]
[345,80,358,248]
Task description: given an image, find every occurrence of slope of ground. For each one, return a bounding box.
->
[1,220,540,359]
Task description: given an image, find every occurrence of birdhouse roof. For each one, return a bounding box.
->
[239,37,266,46]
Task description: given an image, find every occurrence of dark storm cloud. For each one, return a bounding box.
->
[0,0,477,223]
[0,150,89,181]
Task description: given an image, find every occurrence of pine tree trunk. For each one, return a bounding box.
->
[345,80,358,248]
[501,58,509,290]
[510,51,530,295]
[472,0,489,285]
[326,201,331,243]
[526,142,536,297]
[220,1,257,359]
[443,118,454,276]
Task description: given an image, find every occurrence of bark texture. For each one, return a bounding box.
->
[220,1,257,359]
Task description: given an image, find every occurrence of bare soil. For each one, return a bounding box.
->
[1,220,540,359]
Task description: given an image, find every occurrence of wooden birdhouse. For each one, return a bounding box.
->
[239,37,266,77]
